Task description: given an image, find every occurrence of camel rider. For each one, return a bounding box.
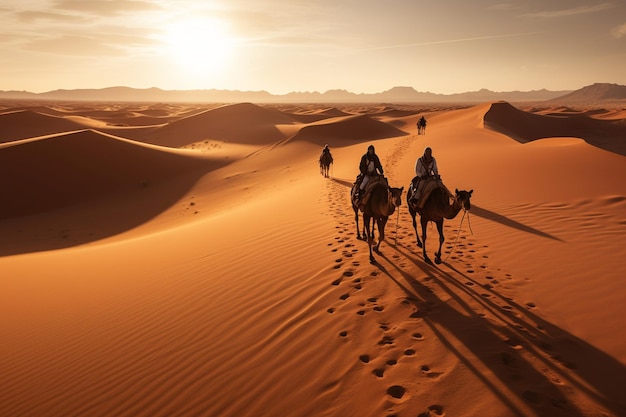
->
[320,144,333,163]
[410,146,439,204]
[355,145,384,202]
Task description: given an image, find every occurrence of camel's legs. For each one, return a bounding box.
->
[409,208,423,248]
[420,217,431,263]
[435,220,445,264]
[375,217,388,252]
[354,206,362,240]
[364,215,376,263]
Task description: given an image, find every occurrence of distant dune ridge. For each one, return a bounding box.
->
[484,101,626,155]
[138,102,297,147]
[0,94,625,417]
[0,109,86,142]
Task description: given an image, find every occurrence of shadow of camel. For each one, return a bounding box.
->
[471,204,563,242]
[331,177,355,189]
[375,246,626,417]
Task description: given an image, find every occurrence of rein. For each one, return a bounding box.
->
[384,187,401,246]
[395,204,400,246]
[441,196,473,263]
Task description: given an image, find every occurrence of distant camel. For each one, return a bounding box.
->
[351,178,404,263]
[407,180,472,264]
[417,117,427,135]
[319,152,333,177]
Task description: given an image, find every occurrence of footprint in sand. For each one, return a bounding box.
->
[500,351,519,368]
[410,310,427,319]
[420,365,442,378]
[386,385,406,399]
[378,335,394,346]
[522,390,544,406]
[418,405,444,417]
[550,355,578,370]
[504,338,523,349]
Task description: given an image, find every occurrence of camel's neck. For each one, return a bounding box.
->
[382,199,397,216]
[371,193,396,217]
[443,197,463,219]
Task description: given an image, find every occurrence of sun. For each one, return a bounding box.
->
[161,18,235,75]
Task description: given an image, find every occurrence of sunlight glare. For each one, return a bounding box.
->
[162,18,235,75]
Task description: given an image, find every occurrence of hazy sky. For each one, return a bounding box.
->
[1,0,625,94]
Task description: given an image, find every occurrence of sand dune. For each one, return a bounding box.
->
[0,105,68,117]
[0,99,624,417]
[287,114,409,147]
[0,129,228,255]
[0,129,222,217]
[139,102,298,147]
[0,110,86,142]
[282,106,353,123]
[484,101,626,155]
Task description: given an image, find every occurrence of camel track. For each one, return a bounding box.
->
[318,136,620,417]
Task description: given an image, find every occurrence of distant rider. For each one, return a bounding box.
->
[320,144,333,164]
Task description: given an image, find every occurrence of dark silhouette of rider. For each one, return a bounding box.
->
[355,144,384,201]
[410,146,438,204]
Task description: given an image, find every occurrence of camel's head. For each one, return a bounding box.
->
[390,186,404,207]
[455,189,473,211]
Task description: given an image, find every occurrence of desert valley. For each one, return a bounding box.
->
[0,92,625,416]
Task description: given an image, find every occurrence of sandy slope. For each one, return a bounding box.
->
[0,101,624,417]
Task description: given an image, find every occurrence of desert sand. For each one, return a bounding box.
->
[0,99,624,417]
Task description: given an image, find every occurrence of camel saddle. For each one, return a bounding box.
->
[414,177,452,209]
[355,175,388,208]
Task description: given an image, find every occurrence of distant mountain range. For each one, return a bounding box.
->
[1,83,625,104]
[546,83,626,103]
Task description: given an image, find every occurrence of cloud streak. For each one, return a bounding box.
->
[360,32,541,51]
[522,2,616,18]
[51,0,162,17]
[612,22,626,38]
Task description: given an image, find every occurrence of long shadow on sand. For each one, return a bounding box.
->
[330,177,356,189]
[377,247,625,417]
[471,204,563,242]
[0,171,207,257]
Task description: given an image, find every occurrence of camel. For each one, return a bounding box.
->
[407,181,473,264]
[417,117,427,135]
[319,152,333,178]
[351,179,403,263]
